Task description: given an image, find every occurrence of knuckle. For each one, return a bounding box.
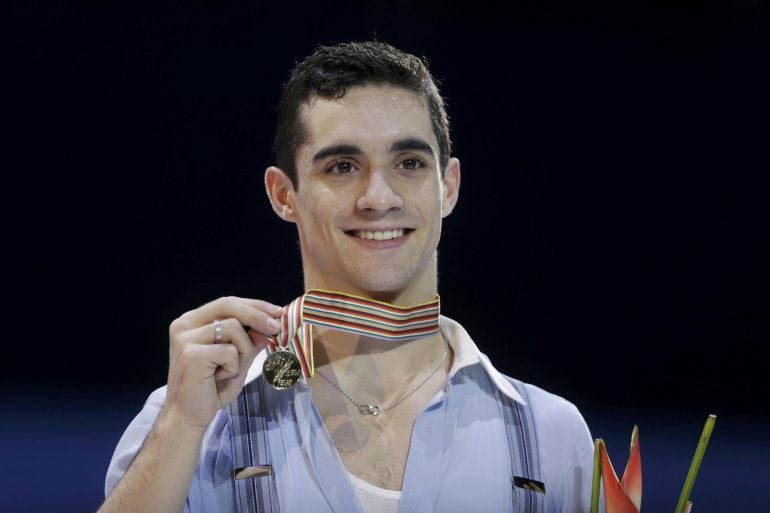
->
[254,309,268,324]
[177,343,197,363]
[173,330,191,347]
[169,317,186,336]
[223,343,239,358]
[224,317,241,332]
[211,296,228,309]
[169,331,184,350]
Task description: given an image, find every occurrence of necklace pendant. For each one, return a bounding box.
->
[358,404,380,416]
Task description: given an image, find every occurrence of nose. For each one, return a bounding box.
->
[355,170,404,212]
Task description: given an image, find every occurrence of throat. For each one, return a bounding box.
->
[311,331,452,491]
[316,331,446,392]
[311,330,451,421]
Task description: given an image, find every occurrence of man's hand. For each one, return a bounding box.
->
[98,297,284,513]
[163,296,284,429]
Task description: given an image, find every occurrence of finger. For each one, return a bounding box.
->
[215,297,285,320]
[233,298,285,317]
[177,343,240,380]
[182,319,256,359]
[206,344,240,380]
[247,329,269,352]
[173,296,283,336]
[229,324,270,354]
[208,297,284,334]
[237,340,261,375]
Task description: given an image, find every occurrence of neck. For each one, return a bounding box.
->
[313,328,448,401]
[301,255,439,307]
[307,284,436,308]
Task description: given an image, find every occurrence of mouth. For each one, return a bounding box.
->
[345,228,414,241]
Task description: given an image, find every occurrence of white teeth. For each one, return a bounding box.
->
[353,229,405,240]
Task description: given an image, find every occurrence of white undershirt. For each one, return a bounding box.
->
[347,471,401,513]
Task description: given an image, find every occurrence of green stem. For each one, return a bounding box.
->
[590,439,602,513]
[674,414,717,513]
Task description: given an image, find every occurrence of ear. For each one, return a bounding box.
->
[265,166,298,222]
[441,157,461,218]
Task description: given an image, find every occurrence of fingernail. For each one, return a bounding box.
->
[268,318,281,332]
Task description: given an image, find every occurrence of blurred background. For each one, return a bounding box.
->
[3,1,769,511]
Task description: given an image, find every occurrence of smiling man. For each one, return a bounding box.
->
[100,41,596,513]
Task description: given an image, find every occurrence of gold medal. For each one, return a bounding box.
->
[263,350,302,389]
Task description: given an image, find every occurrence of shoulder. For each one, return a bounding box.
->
[510,378,586,423]
[504,376,592,444]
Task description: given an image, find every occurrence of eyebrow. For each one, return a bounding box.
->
[312,138,436,162]
[312,144,362,162]
[389,138,434,155]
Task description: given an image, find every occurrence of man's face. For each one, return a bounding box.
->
[270,85,459,302]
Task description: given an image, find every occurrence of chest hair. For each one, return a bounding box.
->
[324,407,415,489]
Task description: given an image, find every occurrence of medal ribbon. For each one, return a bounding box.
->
[267,289,441,379]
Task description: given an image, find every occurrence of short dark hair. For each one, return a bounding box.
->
[273,41,451,187]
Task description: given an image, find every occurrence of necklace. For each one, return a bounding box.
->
[315,339,449,416]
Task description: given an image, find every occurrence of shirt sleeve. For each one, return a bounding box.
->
[103,386,235,513]
[104,386,168,498]
[524,383,599,513]
[560,401,599,513]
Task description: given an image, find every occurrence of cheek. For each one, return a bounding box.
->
[409,176,442,202]
[411,186,443,220]
[296,192,347,232]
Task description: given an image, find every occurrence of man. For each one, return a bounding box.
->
[101,41,595,513]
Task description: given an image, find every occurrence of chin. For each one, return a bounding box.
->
[354,278,409,295]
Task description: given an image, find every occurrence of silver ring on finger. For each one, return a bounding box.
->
[214,319,223,343]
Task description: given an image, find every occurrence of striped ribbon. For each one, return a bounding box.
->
[267,289,440,379]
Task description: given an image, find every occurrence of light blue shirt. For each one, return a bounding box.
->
[106,317,596,512]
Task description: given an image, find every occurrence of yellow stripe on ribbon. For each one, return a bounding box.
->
[267,289,440,379]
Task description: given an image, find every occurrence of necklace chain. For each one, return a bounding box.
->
[315,340,449,416]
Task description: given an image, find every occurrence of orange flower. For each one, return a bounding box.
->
[598,425,642,513]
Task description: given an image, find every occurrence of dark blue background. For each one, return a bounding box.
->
[3,1,769,511]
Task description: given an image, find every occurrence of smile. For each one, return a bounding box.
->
[347,228,412,241]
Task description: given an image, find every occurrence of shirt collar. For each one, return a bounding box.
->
[244,315,525,405]
[439,316,526,405]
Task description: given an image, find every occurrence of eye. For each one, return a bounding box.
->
[325,159,358,175]
[397,157,427,170]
